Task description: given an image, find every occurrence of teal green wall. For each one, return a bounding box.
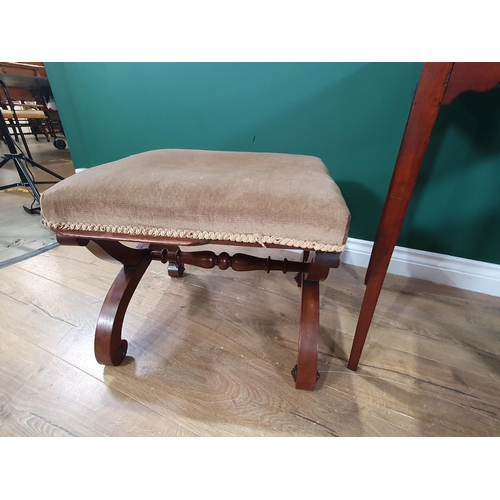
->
[44,62,500,265]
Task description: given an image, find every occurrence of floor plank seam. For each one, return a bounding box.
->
[361,362,500,405]
[289,411,339,436]
[348,369,500,423]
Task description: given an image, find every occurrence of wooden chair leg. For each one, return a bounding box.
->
[95,258,151,365]
[347,63,453,371]
[347,251,392,371]
[292,279,320,391]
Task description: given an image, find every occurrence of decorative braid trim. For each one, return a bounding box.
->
[42,219,345,253]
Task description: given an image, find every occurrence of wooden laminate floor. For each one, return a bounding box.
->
[1,243,499,436]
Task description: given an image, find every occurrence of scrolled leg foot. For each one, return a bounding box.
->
[95,338,128,366]
[167,262,185,278]
[94,258,151,365]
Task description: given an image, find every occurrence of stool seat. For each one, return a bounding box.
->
[41,149,350,252]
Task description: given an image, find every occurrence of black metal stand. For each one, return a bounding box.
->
[0,78,64,213]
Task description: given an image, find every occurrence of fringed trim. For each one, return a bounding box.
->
[42,219,346,253]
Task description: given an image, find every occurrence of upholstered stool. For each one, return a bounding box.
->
[41,149,350,390]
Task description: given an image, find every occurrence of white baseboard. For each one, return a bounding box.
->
[342,237,500,298]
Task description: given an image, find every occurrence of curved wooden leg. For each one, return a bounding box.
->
[95,258,151,365]
[292,279,320,391]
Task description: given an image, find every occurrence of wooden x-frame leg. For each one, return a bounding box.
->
[57,235,340,390]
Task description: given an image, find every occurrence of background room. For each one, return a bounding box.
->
[2,7,500,496]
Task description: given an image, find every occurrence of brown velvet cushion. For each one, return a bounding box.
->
[41,149,350,252]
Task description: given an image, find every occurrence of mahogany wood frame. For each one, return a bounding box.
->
[56,233,341,391]
[348,62,500,371]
